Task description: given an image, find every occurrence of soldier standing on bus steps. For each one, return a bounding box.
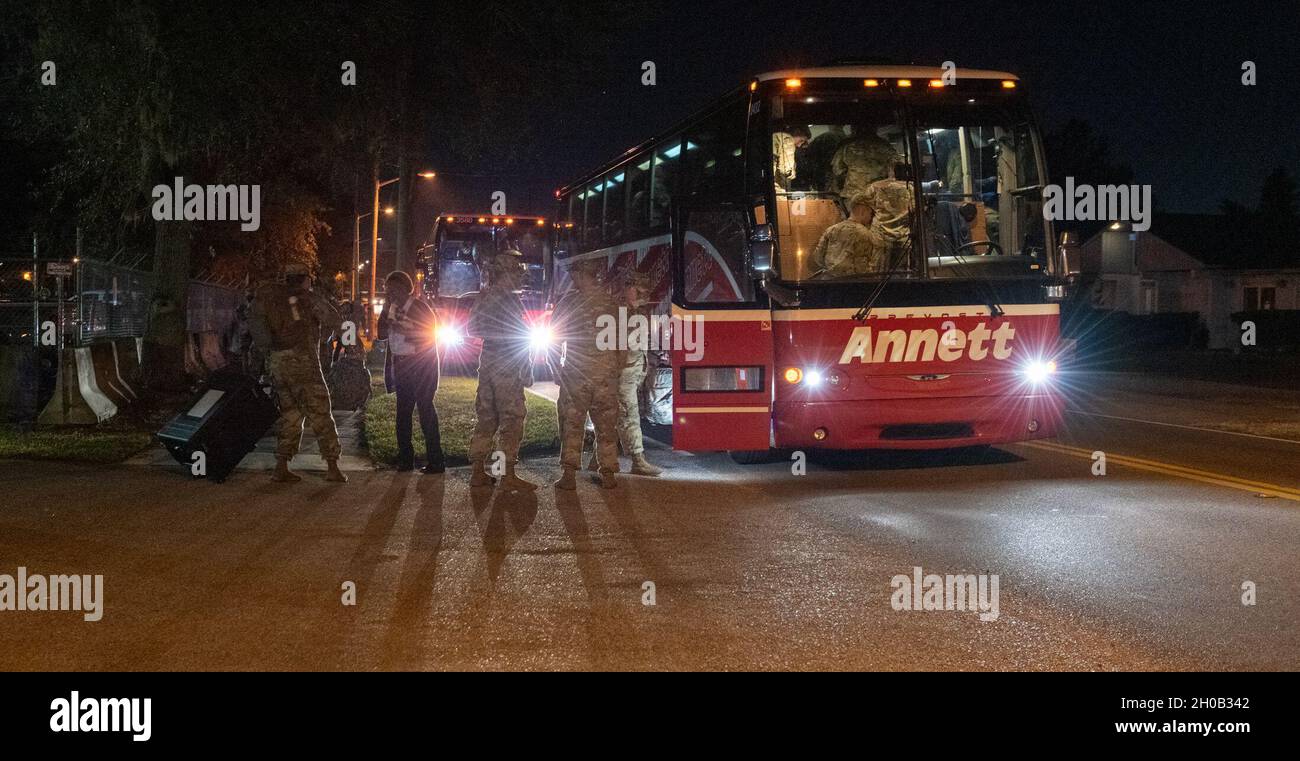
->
[248,262,348,483]
[551,259,621,490]
[588,270,663,476]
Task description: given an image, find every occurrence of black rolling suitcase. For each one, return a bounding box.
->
[156,370,278,482]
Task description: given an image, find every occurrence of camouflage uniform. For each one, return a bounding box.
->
[552,262,621,473]
[467,258,531,467]
[860,178,916,263]
[615,298,651,458]
[831,135,901,202]
[811,219,888,277]
[248,273,342,461]
[772,132,799,189]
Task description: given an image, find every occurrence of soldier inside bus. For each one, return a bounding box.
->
[795,125,848,192]
[772,125,811,190]
[810,193,886,278]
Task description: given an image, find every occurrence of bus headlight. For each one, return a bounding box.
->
[436,325,464,347]
[1022,359,1057,384]
[784,367,825,386]
[530,325,553,350]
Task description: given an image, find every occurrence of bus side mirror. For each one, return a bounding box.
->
[749,223,774,274]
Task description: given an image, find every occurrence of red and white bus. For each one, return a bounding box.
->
[417,213,553,372]
[550,65,1066,461]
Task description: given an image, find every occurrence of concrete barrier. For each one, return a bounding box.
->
[38,347,117,424]
[87,342,134,406]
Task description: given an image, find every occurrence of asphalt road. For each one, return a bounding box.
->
[1,372,1297,671]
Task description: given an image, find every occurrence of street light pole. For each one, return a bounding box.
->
[352,211,372,303]
[368,170,435,337]
[370,176,399,337]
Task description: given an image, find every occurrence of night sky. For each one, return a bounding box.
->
[421,0,1299,219]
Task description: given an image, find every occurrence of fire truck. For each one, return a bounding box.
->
[549,65,1067,461]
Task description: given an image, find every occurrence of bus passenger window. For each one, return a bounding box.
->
[626,155,651,238]
[604,170,626,243]
[584,179,605,249]
[650,139,681,229]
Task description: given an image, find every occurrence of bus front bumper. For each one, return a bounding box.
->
[772,392,1064,450]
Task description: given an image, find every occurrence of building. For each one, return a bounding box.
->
[1070,214,1299,349]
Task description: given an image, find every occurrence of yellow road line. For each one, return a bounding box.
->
[1020,440,1300,502]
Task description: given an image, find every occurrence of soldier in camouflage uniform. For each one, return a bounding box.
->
[466,251,537,491]
[860,176,916,265]
[551,259,621,490]
[588,270,662,475]
[249,262,347,483]
[811,193,888,278]
[830,134,901,203]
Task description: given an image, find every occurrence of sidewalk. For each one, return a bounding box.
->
[127,409,373,473]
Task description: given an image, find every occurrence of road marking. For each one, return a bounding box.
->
[1021,440,1300,503]
[1066,409,1300,445]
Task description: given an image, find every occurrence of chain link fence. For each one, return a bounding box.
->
[78,258,154,344]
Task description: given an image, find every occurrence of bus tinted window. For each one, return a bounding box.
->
[584,179,604,248]
[626,155,651,237]
[605,169,626,242]
[650,139,681,229]
[685,99,747,202]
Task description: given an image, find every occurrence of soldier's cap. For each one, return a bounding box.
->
[283,262,311,277]
[849,192,875,210]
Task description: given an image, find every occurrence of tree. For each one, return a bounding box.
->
[13,0,634,389]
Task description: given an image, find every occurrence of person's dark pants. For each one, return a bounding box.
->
[393,353,443,467]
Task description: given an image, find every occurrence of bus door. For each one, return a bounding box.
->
[670,207,774,451]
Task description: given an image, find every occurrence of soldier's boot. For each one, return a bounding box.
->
[501,463,537,492]
[629,453,663,477]
[324,458,348,483]
[554,466,577,490]
[273,457,302,483]
[598,470,618,489]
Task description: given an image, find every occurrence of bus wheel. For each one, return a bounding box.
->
[729,449,773,465]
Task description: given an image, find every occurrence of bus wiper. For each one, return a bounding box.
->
[944,245,1005,318]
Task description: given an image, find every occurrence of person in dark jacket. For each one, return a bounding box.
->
[378,271,444,473]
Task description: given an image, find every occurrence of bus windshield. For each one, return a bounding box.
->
[429,220,547,298]
[912,98,1049,276]
[770,91,1050,283]
[771,94,916,283]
